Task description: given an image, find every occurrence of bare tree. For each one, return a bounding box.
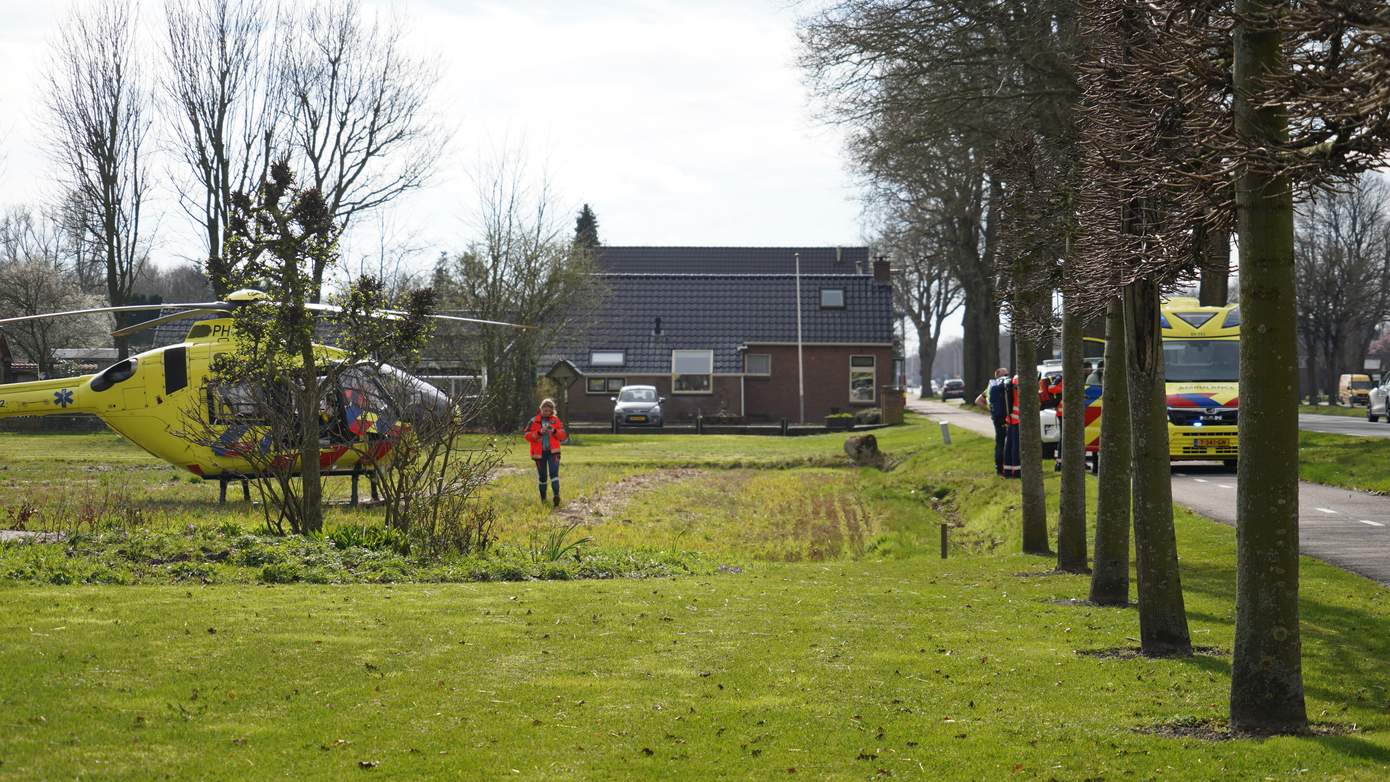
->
[161,0,283,298]
[133,262,215,303]
[45,0,153,360]
[1294,173,1390,402]
[434,151,603,432]
[281,0,446,300]
[54,190,106,294]
[874,207,963,400]
[0,207,112,376]
[341,211,430,303]
[798,1,1023,397]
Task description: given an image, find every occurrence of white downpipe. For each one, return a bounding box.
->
[795,252,806,424]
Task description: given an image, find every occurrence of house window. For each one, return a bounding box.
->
[820,289,845,308]
[586,377,625,394]
[744,353,771,376]
[672,350,713,394]
[850,355,876,403]
[591,351,625,367]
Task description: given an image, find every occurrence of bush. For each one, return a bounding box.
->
[854,408,882,425]
[327,524,407,553]
[0,524,715,586]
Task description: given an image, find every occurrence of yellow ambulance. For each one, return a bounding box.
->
[1083,297,1240,467]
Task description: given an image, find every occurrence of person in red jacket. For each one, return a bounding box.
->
[524,398,568,506]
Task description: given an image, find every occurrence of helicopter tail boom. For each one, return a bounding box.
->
[0,375,98,419]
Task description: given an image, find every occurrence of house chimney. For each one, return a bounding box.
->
[873,256,891,283]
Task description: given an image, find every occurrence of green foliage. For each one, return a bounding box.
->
[325,524,407,553]
[528,520,593,562]
[0,525,707,586]
[573,203,600,249]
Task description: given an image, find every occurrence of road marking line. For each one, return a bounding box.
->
[1358,520,1385,527]
[1194,478,1209,483]
[1315,507,1339,515]
[1218,484,1235,489]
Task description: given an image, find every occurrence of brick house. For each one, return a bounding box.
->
[550,247,901,424]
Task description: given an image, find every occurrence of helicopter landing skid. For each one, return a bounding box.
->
[211,467,381,507]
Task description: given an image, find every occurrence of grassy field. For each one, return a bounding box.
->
[1,418,1388,780]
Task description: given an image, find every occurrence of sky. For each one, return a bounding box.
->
[0,0,868,264]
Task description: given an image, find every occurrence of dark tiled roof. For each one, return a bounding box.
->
[596,246,871,275]
[553,273,894,374]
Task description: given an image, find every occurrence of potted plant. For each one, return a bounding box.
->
[825,412,855,431]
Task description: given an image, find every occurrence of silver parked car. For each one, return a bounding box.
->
[612,385,665,427]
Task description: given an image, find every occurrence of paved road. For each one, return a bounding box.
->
[909,398,1390,586]
[1170,468,1389,585]
[1298,412,1390,438]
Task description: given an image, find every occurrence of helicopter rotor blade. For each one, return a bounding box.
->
[300,302,531,330]
[422,312,532,330]
[0,302,228,328]
[110,308,232,338]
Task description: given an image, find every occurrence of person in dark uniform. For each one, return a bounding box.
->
[976,367,1011,476]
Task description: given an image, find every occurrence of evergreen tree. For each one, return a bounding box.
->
[573,204,600,250]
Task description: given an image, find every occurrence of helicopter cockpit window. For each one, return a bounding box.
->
[376,364,451,424]
[335,364,451,430]
[90,358,138,392]
[207,382,276,425]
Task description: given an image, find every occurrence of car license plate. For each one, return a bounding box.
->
[629,415,646,422]
[1193,438,1232,448]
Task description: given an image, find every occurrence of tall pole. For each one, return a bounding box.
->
[795,252,806,424]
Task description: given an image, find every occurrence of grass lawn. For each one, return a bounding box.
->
[1,417,1388,780]
[1298,403,1370,419]
[1299,430,1390,494]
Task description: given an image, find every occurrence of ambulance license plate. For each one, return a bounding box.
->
[1194,438,1233,448]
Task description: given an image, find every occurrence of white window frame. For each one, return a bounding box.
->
[590,350,625,367]
[672,349,714,394]
[744,353,771,376]
[820,288,846,309]
[586,376,626,394]
[849,354,876,404]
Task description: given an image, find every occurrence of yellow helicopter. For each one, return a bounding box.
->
[0,289,522,496]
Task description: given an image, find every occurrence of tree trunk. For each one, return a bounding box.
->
[1322,345,1340,404]
[1230,0,1307,733]
[1057,294,1088,572]
[298,343,324,534]
[1303,339,1317,404]
[1018,323,1050,555]
[1198,222,1231,307]
[1123,278,1192,657]
[962,284,999,399]
[917,326,939,399]
[1090,298,1131,605]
